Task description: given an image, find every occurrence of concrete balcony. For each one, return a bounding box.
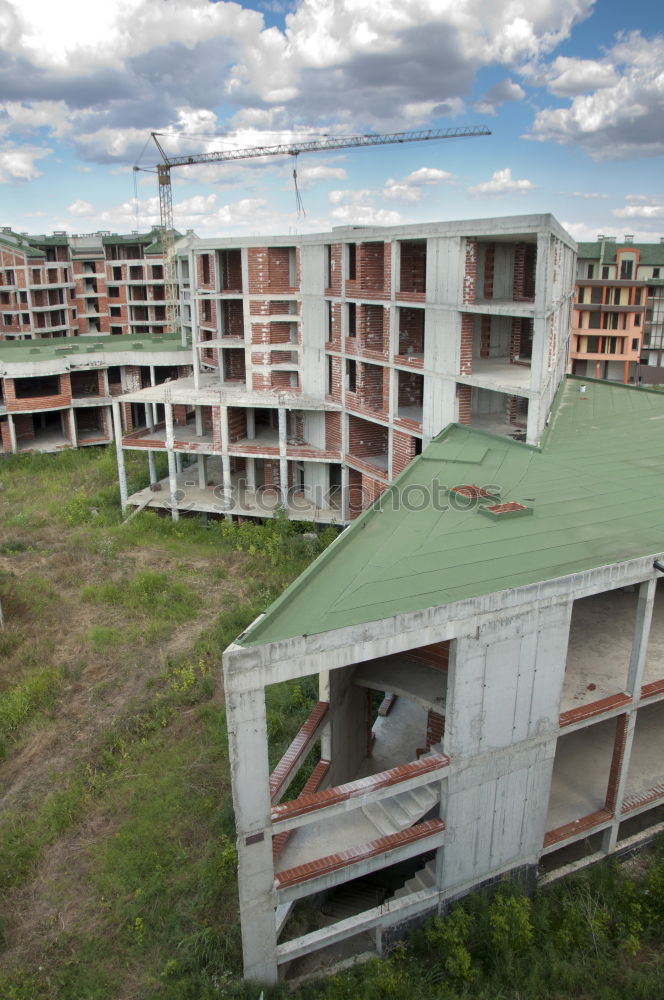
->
[460,357,533,396]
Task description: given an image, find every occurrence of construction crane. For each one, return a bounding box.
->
[143,125,491,337]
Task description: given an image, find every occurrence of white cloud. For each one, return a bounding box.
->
[383,165,455,201]
[528,32,664,160]
[544,56,620,97]
[473,77,525,115]
[468,167,535,195]
[67,199,94,215]
[328,188,372,205]
[613,196,664,220]
[330,204,402,226]
[296,163,347,186]
[559,191,608,199]
[0,144,51,182]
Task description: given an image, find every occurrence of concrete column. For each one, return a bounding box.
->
[341,463,349,522]
[6,413,16,453]
[246,457,256,491]
[246,408,256,439]
[195,405,203,436]
[148,449,157,486]
[149,365,158,425]
[175,452,183,474]
[220,404,232,510]
[146,402,154,431]
[67,409,77,448]
[224,685,277,984]
[112,401,128,514]
[626,577,656,692]
[278,406,288,507]
[164,402,179,522]
[197,454,207,489]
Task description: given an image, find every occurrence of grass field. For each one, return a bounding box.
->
[0,446,662,1000]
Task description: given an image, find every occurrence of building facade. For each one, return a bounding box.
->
[223,376,664,985]
[571,236,664,384]
[114,214,576,524]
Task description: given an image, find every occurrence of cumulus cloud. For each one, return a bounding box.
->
[0,143,51,182]
[613,195,664,220]
[330,203,402,226]
[383,165,455,201]
[67,199,94,215]
[468,167,535,195]
[528,32,664,160]
[473,77,525,115]
[0,0,595,168]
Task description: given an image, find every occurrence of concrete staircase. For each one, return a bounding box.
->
[361,781,439,836]
[391,858,436,899]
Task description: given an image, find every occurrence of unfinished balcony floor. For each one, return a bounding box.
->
[468,413,526,439]
[545,719,615,832]
[561,590,637,713]
[462,359,533,395]
[397,406,423,426]
[275,697,431,876]
[127,461,343,524]
[128,424,214,449]
[17,430,70,452]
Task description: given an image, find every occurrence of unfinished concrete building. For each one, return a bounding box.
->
[223,376,664,984]
[114,214,575,523]
[0,335,191,454]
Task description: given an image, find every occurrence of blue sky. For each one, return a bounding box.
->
[1,0,663,242]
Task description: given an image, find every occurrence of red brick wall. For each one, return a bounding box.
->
[13,412,35,441]
[4,374,71,411]
[348,468,363,519]
[360,304,386,352]
[327,355,342,402]
[460,315,474,375]
[196,252,215,291]
[348,415,388,456]
[219,249,243,291]
[327,244,342,295]
[212,408,222,450]
[392,429,417,475]
[425,710,445,749]
[513,243,536,302]
[457,384,472,424]
[0,417,12,451]
[463,239,477,304]
[398,307,424,355]
[398,371,423,408]
[327,302,341,349]
[225,351,246,382]
[173,404,189,426]
[325,411,342,450]
[247,247,298,294]
[360,242,385,292]
[221,299,244,338]
[228,407,248,442]
[358,362,385,412]
[400,241,426,294]
[483,243,495,300]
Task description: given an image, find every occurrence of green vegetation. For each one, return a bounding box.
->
[1,446,663,1000]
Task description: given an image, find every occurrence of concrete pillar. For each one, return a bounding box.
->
[195,406,203,436]
[341,464,349,522]
[225,685,277,984]
[68,409,77,448]
[149,365,158,425]
[278,406,288,507]
[246,408,256,439]
[626,577,656,693]
[146,402,154,431]
[6,413,16,453]
[148,449,157,486]
[220,404,232,510]
[175,452,183,474]
[197,454,207,489]
[164,403,179,522]
[246,456,256,491]
[112,401,128,514]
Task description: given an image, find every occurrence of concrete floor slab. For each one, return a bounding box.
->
[546,718,615,831]
[561,590,637,712]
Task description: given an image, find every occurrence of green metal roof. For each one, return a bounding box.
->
[577,241,664,266]
[240,377,664,647]
[0,333,188,364]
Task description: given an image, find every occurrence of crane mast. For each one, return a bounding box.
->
[149,125,491,338]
